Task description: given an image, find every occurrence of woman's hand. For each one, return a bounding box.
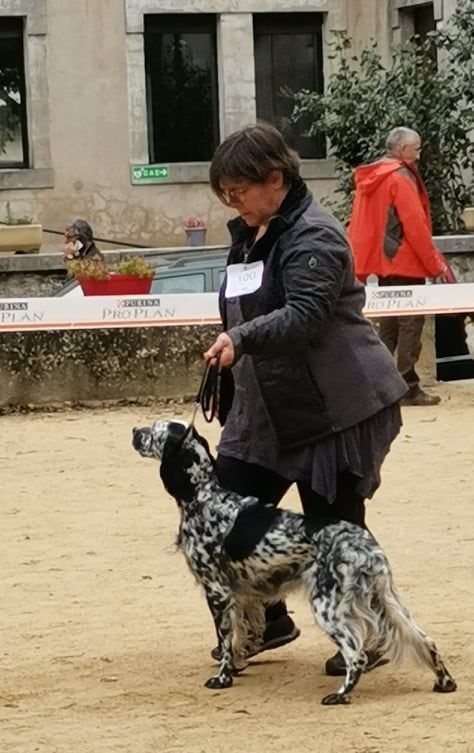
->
[204,333,235,367]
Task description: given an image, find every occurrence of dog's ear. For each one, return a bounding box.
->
[163,421,188,450]
[160,422,196,503]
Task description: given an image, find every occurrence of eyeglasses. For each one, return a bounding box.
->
[220,184,250,205]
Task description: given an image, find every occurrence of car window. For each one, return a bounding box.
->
[151,272,206,294]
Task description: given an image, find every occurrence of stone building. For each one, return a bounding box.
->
[0,0,459,248]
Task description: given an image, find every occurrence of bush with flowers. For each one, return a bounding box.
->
[65,255,154,280]
[184,216,206,229]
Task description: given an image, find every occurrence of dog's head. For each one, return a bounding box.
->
[132,420,215,503]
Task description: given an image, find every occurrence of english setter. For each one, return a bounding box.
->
[132,419,457,705]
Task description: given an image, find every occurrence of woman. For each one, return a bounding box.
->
[204,123,407,676]
[63,219,103,261]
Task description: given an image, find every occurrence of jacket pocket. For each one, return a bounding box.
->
[254,355,333,449]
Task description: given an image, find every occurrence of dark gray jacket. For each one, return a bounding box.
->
[220,182,407,450]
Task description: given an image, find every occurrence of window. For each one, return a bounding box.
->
[144,14,219,163]
[254,13,325,159]
[0,16,28,168]
[410,3,436,63]
[413,3,436,36]
[152,272,206,294]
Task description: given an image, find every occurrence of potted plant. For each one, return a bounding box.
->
[65,256,154,296]
[184,216,207,247]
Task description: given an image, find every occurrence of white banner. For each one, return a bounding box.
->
[0,293,220,332]
[0,284,473,333]
[364,282,474,317]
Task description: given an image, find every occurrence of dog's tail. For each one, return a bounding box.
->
[370,572,434,668]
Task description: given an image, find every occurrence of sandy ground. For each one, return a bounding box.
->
[1,381,473,753]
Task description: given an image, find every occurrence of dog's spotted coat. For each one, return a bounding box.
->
[132,419,457,705]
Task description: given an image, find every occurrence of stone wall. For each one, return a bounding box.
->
[0,325,220,408]
[0,0,346,249]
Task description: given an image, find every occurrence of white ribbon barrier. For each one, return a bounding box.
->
[364,282,474,317]
[0,284,473,333]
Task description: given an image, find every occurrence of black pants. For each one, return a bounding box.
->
[378,276,426,388]
[215,454,367,622]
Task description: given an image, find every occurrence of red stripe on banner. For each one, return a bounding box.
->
[0,317,222,332]
[372,307,472,318]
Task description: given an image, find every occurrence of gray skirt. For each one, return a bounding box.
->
[218,403,402,504]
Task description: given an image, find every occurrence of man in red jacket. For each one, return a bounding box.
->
[348,127,448,406]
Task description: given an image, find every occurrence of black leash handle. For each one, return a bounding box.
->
[174,355,222,452]
[197,355,221,424]
[183,354,221,439]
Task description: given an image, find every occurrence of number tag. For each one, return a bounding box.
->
[225,261,264,298]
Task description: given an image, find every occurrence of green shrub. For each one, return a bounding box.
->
[116,256,154,278]
[66,256,154,280]
[65,258,109,280]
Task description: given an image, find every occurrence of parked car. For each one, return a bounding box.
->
[54,250,228,297]
[150,251,227,294]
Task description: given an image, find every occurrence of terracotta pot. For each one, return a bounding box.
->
[78,274,153,296]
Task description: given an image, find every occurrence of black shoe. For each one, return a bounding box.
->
[324,650,389,676]
[211,615,301,662]
[247,614,301,658]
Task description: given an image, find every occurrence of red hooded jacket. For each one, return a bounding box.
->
[347,159,446,280]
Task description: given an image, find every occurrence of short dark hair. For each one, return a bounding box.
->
[66,219,93,244]
[209,122,300,201]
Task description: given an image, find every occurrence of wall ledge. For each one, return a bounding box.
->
[0,168,54,190]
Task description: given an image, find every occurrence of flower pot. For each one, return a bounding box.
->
[463,207,474,232]
[185,227,207,247]
[0,223,43,254]
[78,274,153,296]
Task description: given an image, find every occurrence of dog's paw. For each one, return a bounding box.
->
[205,674,234,690]
[321,692,351,706]
[433,678,457,693]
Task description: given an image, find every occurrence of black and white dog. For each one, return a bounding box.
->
[132,419,457,705]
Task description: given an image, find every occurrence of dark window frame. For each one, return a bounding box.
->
[144,13,220,164]
[413,2,436,36]
[0,16,29,169]
[253,12,325,160]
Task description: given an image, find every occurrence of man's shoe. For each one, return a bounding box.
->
[401,384,441,406]
[325,650,389,676]
[211,615,301,662]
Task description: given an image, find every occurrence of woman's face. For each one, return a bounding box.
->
[219,171,287,227]
[63,228,81,258]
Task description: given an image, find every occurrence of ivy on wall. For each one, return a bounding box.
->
[0,326,221,407]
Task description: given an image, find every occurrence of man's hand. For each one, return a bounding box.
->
[434,265,450,283]
[204,333,235,367]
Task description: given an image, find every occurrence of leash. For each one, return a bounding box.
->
[179,355,222,447]
[165,356,221,462]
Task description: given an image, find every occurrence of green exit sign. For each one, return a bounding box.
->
[132,164,170,182]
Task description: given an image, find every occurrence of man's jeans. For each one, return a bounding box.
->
[378,276,426,387]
